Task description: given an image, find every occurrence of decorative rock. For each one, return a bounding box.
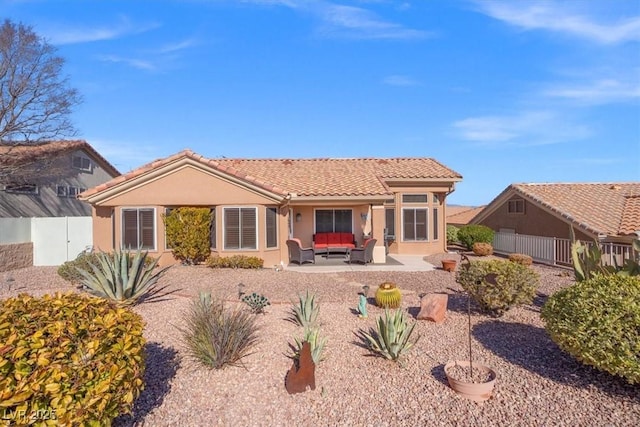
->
[417,293,448,323]
[285,341,316,394]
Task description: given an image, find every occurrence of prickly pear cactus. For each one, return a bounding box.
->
[375,282,402,308]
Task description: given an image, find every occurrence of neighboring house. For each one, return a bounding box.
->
[446,205,485,227]
[80,150,462,266]
[0,140,120,217]
[471,182,640,245]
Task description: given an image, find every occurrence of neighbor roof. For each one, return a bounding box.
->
[81,149,462,200]
[0,140,120,177]
[474,183,640,237]
[447,205,486,225]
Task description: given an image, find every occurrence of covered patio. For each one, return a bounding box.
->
[284,253,436,273]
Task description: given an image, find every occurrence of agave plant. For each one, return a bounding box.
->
[290,326,327,364]
[76,249,170,306]
[359,309,419,362]
[288,290,319,328]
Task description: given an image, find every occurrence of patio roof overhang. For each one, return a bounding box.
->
[288,194,392,206]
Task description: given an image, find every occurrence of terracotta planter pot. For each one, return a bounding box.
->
[444,360,496,402]
[441,259,457,272]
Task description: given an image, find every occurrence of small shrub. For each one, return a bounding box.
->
[456,259,539,316]
[509,253,533,266]
[76,249,170,306]
[446,225,459,244]
[457,225,495,250]
[289,327,327,364]
[288,290,319,328]
[541,275,640,384]
[242,292,270,314]
[358,309,419,362]
[472,242,493,256]
[206,255,264,269]
[0,292,145,424]
[163,207,212,265]
[178,292,260,369]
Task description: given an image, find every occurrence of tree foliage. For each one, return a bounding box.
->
[0,19,82,184]
[0,19,80,142]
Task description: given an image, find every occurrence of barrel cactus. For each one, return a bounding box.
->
[375,282,402,308]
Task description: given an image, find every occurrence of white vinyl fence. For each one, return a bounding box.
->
[492,232,635,267]
[0,217,92,266]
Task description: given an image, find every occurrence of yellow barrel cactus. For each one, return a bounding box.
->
[375,282,402,308]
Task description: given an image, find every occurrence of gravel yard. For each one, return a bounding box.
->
[2,255,639,426]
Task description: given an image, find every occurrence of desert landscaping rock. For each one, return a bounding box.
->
[1,256,638,426]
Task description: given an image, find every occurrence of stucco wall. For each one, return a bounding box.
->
[0,242,33,272]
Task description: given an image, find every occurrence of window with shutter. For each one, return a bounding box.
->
[122,208,155,250]
[266,207,277,248]
[224,207,257,250]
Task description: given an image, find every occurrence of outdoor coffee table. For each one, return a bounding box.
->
[324,247,350,259]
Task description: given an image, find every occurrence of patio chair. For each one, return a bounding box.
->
[349,238,377,265]
[286,239,316,265]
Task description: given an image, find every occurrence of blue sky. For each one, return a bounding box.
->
[3,0,639,206]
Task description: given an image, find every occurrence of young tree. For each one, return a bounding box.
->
[0,19,82,183]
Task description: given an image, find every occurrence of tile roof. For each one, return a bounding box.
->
[0,140,120,176]
[82,149,462,199]
[511,183,640,237]
[447,205,486,225]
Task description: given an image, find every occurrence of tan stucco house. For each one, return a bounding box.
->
[471,182,640,245]
[80,150,462,266]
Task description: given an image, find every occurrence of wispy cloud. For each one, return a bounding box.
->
[90,139,164,172]
[236,0,429,40]
[156,38,199,54]
[453,111,591,147]
[543,76,640,105]
[474,1,640,44]
[95,54,157,71]
[45,16,160,45]
[382,75,419,86]
[317,4,429,39]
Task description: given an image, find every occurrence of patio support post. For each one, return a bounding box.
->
[371,205,386,263]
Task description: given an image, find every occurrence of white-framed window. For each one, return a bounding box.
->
[68,186,84,197]
[508,199,525,214]
[402,208,428,241]
[4,183,38,194]
[223,207,257,250]
[56,185,68,197]
[266,207,278,248]
[122,208,156,250]
[314,209,353,233]
[72,155,92,172]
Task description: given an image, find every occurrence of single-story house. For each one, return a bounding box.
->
[80,150,462,266]
[471,182,640,245]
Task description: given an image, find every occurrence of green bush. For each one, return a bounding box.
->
[541,275,640,384]
[0,292,145,424]
[178,292,260,369]
[456,259,539,316]
[289,327,327,365]
[457,224,495,250]
[163,207,212,265]
[446,225,459,244]
[205,255,264,269]
[76,249,170,306]
[58,251,156,284]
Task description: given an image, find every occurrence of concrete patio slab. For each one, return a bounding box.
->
[284,254,436,273]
